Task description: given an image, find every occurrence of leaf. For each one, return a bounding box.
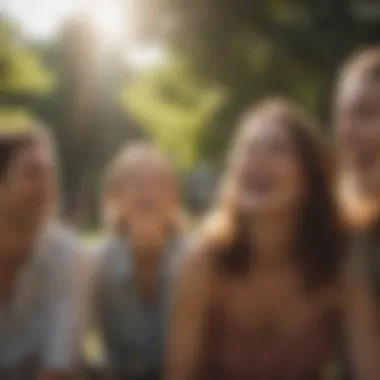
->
[121,53,225,168]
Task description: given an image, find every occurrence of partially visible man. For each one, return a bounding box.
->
[0,119,85,380]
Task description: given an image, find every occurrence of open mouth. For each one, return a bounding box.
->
[137,200,159,215]
[243,177,275,196]
[353,149,378,173]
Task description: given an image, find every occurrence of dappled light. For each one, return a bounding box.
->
[1,3,380,378]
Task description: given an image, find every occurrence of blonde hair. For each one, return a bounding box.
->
[335,47,380,107]
[102,142,185,235]
[335,48,380,229]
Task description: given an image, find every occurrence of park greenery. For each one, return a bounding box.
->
[1,0,380,225]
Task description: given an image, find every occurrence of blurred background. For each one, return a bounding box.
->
[1,0,380,230]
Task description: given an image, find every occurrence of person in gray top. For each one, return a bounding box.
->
[0,119,85,380]
[336,48,380,379]
[88,143,185,380]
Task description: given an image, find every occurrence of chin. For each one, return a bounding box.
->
[237,199,275,215]
[23,209,49,226]
[359,181,380,201]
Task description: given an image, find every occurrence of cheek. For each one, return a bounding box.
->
[23,178,54,204]
[278,162,305,202]
[119,190,136,214]
[159,191,176,213]
[7,177,37,204]
[339,111,380,147]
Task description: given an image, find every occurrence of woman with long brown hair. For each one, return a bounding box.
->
[166,98,377,380]
[335,48,380,380]
[90,143,185,380]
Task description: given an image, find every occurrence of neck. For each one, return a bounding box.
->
[340,175,380,231]
[128,227,168,260]
[249,208,299,267]
[0,217,40,258]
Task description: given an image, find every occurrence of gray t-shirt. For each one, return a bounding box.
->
[0,223,83,379]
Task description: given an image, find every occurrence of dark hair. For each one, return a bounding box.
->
[215,98,344,291]
[0,120,51,182]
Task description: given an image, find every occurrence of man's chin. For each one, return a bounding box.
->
[12,211,48,231]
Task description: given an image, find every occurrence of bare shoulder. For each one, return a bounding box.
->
[172,231,221,297]
[179,230,220,274]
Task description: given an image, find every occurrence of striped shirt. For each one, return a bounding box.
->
[0,223,83,379]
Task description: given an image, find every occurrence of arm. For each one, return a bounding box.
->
[86,250,109,374]
[39,238,91,380]
[343,254,380,380]
[165,240,214,380]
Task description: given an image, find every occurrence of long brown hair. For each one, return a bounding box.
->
[203,98,344,291]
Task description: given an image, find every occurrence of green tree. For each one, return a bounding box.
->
[123,0,380,164]
[0,18,54,111]
[122,53,225,168]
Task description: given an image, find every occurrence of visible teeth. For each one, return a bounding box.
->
[246,179,272,193]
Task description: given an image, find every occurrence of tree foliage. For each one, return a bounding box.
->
[0,19,54,103]
[122,53,225,168]
[124,0,380,164]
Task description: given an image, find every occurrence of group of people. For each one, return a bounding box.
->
[0,47,380,380]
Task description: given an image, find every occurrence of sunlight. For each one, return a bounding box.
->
[90,1,126,44]
[4,0,165,69]
[127,43,165,69]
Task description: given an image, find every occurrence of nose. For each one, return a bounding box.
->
[338,122,360,145]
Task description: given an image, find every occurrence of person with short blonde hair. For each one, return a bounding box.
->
[90,142,185,380]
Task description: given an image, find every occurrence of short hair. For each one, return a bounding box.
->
[336,47,380,106]
[0,119,53,181]
[102,142,184,234]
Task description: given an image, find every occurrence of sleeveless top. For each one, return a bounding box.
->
[198,302,338,380]
[0,224,81,379]
[93,235,182,376]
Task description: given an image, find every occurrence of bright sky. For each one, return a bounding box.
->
[2,0,164,68]
[3,0,82,40]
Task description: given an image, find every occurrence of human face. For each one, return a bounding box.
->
[0,142,55,228]
[116,157,176,236]
[231,116,306,215]
[337,76,380,199]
